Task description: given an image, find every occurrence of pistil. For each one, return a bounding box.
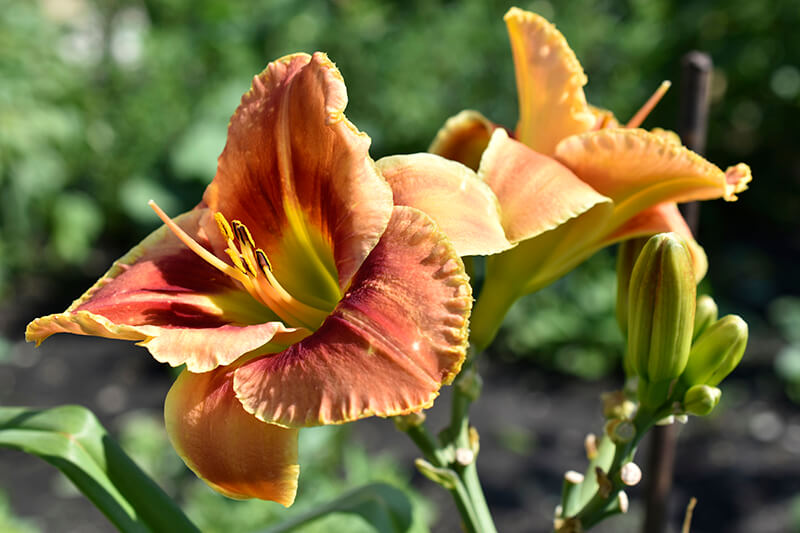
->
[626,81,671,129]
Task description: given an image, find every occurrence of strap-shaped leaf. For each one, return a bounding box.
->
[261,482,414,533]
[0,405,199,533]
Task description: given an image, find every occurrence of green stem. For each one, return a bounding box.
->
[396,356,497,533]
[448,479,482,533]
[569,408,667,530]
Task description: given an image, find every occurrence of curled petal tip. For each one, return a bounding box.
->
[504,6,594,154]
[724,163,753,201]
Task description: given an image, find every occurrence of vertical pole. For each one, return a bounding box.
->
[642,51,712,533]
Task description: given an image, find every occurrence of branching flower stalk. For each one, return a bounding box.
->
[397,354,497,533]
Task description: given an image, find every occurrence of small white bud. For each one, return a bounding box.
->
[455,447,474,466]
[620,462,642,486]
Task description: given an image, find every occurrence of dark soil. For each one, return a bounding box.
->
[1,311,798,532]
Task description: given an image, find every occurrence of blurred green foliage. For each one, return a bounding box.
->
[2,0,797,382]
[1,0,797,312]
[0,489,38,533]
[770,296,800,402]
[493,251,624,379]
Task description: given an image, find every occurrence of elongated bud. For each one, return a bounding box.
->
[683,384,722,416]
[682,315,748,387]
[693,295,718,342]
[626,234,696,388]
[616,237,649,338]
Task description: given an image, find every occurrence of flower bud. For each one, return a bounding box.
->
[616,237,649,338]
[681,315,748,388]
[692,295,718,343]
[620,462,642,486]
[683,384,721,416]
[626,234,696,387]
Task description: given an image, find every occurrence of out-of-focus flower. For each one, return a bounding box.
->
[405,8,751,349]
[26,53,478,506]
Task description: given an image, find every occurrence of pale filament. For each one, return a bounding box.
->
[626,80,672,129]
[148,201,327,330]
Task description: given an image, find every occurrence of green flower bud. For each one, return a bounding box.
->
[626,233,696,386]
[681,315,748,387]
[616,237,649,338]
[692,295,718,343]
[683,384,722,416]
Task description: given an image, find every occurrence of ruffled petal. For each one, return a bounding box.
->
[428,110,496,171]
[377,153,513,256]
[233,206,471,427]
[477,129,611,243]
[165,367,299,505]
[26,209,302,372]
[204,52,393,309]
[504,7,595,155]
[603,202,708,282]
[554,128,752,228]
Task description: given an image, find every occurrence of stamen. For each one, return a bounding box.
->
[148,201,248,285]
[214,212,235,241]
[255,249,272,272]
[626,80,671,129]
[211,210,330,330]
[233,221,256,250]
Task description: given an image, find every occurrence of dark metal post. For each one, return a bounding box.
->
[642,51,712,533]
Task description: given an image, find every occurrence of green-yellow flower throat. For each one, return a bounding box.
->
[149,200,328,330]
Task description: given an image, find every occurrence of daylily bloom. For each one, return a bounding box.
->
[26,53,477,506]
[395,7,752,349]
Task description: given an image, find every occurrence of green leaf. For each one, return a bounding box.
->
[0,405,199,533]
[261,483,413,533]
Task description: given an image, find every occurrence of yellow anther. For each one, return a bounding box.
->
[255,249,272,272]
[241,251,260,278]
[233,220,256,250]
[214,212,235,241]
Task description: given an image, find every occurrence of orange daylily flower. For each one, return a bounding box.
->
[394,8,752,349]
[26,53,478,506]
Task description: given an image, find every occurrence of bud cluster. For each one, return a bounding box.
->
[617,233,749,415]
